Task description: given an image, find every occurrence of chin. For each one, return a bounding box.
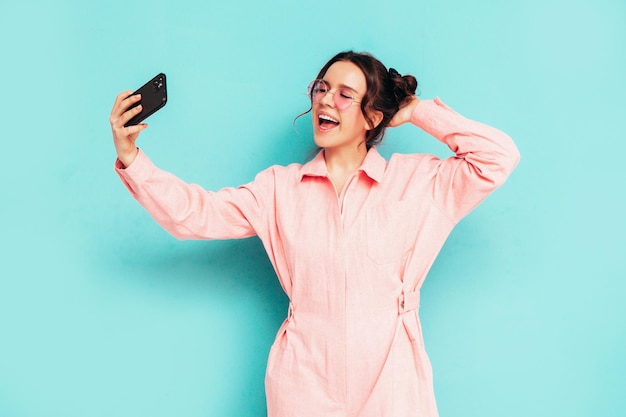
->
[313,133,334,149]
[312,131,327,147]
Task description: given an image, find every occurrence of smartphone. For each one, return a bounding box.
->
[124,73,167,127]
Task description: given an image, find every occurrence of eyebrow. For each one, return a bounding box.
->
[321,79,360,94]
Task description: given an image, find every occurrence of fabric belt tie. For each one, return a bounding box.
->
[398,290,420,314]
[287,302,294,320]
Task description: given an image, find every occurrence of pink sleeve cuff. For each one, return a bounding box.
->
[114,149,158,195]
[410,97,460,136]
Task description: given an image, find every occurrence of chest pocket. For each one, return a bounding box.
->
[366,201,416,265]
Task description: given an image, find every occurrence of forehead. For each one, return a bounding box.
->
[323,61,366,92]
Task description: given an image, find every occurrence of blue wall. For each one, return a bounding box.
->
[1,0,625,416]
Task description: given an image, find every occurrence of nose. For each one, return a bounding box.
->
[319,89,335,107]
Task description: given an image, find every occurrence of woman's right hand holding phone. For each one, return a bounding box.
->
[109,91,148,168]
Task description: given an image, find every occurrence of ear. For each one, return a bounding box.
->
[364,109,384,131]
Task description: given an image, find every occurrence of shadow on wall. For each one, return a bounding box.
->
[105,233,288,313]
[97,234,288,414]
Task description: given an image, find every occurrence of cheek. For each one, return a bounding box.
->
[344,110,368,131]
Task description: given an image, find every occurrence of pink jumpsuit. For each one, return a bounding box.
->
[115,98,520,416]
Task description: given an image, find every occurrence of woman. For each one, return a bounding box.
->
[110,51,520,417]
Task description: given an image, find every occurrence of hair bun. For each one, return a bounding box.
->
[388,67,418,103]
[388,67,401,78]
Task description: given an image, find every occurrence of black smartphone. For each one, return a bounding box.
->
[124,73,167,127]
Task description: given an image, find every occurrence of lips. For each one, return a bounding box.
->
[318,112,340,131]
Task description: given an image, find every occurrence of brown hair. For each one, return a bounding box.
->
[302,51,418,149]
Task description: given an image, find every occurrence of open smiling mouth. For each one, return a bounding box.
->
[319,114,340,131]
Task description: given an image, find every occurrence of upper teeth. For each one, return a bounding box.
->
[320,114,338,123]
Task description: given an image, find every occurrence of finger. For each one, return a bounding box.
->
[114,123,147,142]
[129,123,148,132]
[111,91,141,118]
[110,91,134,123]
[111,90,134,113]
[123,123,148,137]
[118,103,144,127]
[119,93,142,115]
[110,100,143,129]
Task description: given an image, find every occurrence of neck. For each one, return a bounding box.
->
[323,142,368,175]
[323,143,368,196]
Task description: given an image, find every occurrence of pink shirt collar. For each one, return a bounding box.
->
[299,147,386,183]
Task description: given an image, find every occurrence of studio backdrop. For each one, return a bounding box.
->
[1,0,624,416]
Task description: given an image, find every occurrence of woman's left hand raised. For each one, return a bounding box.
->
[388,96,420,128]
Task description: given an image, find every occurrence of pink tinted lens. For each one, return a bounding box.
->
[310,80,354,110]
[334,90,353,110]
[310,80,327,102]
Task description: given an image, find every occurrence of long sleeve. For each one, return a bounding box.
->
[114,149,272,240]
[411,97,520,222]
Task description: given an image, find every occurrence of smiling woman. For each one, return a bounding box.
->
[308,52,418,152]
[109,50,520,417]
